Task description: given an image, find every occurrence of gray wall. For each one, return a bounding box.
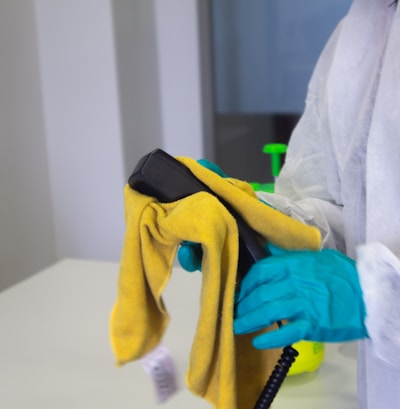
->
[0,0,206,291]
[112,0,163,178]
[0,1,57,289]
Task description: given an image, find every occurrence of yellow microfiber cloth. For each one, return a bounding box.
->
[110,157,321,409]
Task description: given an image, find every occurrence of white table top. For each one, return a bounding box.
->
[0,259,358,408]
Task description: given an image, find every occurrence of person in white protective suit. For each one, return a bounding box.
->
[253,0,400,407]
[179,0,400,407]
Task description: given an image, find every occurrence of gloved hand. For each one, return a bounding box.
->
[177,158,228,272]
[178,241,203,272]
[234,244,368,349]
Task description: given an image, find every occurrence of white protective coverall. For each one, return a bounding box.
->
[257,0,400,407]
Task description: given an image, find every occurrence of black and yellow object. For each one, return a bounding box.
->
[110,149,321,409]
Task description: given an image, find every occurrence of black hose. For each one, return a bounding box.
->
[253,345,299,409]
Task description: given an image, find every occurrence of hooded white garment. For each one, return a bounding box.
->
[257,0,400,407]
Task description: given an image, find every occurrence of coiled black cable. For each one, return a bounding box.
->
[253,345,299,409]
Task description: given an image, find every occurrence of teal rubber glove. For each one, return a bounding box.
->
[177,158,228,272]
[234,245,368,349]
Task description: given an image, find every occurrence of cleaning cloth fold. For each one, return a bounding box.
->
[110,157,321,409]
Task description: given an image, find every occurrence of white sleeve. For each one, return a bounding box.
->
[256,191,345,251]
[254,24,348,252]
[357,242,400,368]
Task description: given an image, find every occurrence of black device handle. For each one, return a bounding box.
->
[128,148,267,283]
[128,149,297,408]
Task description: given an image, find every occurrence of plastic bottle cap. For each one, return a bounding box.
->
[262,143,287,178]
